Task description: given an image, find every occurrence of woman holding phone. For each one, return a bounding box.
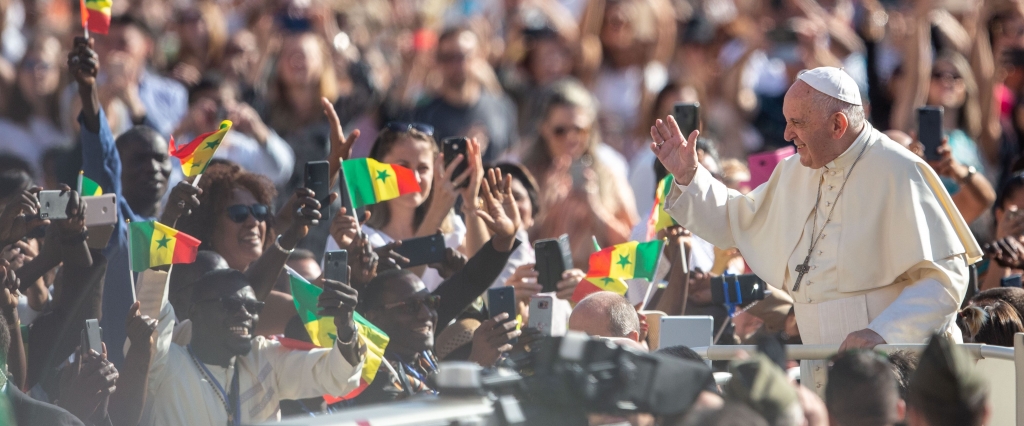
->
[326,123,487,291]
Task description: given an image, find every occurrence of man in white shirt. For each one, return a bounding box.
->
[142,269,363,425]
[649,67,982,355]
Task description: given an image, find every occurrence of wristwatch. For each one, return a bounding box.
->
[960,166,977,183]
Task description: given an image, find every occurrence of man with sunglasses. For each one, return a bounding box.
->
[141,269,363,425]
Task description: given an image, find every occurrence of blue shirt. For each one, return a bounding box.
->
[80,108,154,366]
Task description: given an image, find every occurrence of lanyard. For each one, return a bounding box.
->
[188,345,241,426]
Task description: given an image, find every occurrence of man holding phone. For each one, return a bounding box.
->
[652,67,981,389]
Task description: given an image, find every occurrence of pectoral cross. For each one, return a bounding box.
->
[793,255,811,292]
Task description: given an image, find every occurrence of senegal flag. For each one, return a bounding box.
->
[78,171,102,196]
[169,120,232,177]
[645,176,677,240]
[341,158,420,209]
[128,221,200,272]
[572,276,629,302]
[288,269,388,399]
[80,0,112,34]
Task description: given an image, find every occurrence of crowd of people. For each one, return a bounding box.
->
[1,0,1024,424]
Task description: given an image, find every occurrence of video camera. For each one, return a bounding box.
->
[269,332,715,426]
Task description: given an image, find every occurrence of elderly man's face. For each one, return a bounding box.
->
[782,81,843,169]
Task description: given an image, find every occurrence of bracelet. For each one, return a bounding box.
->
[959,166,977,184]
[274,235,294,254]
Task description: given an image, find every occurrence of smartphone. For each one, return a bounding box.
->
[83,194,117,249]
[488,286,518,343]
[83,319,102,355]
[1002,274,1023,288]
[534,234,573,293]
[304,161,331,223]
[672,102,701,137]
[569,158,586,191]
[527,294,555,336]
[37,190,71,220]
[442,137,469,189]
[323,250,349,285]
[710,274,767,306]
[917,106,945,162]
[394,234,447,267]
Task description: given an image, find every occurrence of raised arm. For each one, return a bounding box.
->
[246,188,330,301]
[108,301,157,426]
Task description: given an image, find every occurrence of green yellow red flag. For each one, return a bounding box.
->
[169,120,232,177]
[341,158,421,209]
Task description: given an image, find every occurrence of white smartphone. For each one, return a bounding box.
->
[83,194,117,249]
[527,294,554,336]
[659,316,714,366]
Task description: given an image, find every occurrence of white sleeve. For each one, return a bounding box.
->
[663,165,750,250]
[867,255,968,344]
[263,339,364,400]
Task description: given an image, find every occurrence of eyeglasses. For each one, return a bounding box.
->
[384,122,435,136]
[196,296,265,315]
[381,294,441,315]
[226,204,270,223]
[931,71,963,82]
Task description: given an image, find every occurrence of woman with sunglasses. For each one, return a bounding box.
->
[518,79,638,268]
[176,161,325,333]
[326,121,489,291]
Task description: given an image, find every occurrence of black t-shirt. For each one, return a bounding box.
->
[414,91,519,162]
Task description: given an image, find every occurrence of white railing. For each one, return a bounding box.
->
[690,333,1024,426]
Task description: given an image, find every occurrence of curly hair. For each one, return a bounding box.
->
[176,161,277,253]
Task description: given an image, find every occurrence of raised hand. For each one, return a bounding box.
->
[431,152,470,212]
[330,207,369,250]
[986,236,1024,269]
[373,241,409,272]
[0,187,48,247]
[428,247,467,279]
[316,274,359,342]
[323,97,361,185]
[554,269,585,301]
[277,188,335,250]
[349,233,379,288]
[506,264,541,305]
[160,181,203,226]
[68,36,98,89]
[477,169,522,252]
[58,345,118,422]
[469,313,521,367]
[458,138,485,206]
[125,301,158,350]
[650,115,700,185]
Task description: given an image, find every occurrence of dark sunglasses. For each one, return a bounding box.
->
[197,296,265,315]
[384,121,434,136]
[226,204,270,223]
[381,294,441,315]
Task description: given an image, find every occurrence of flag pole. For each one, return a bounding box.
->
[126,219,137,301]
[191,173,203,189]
[77,171,84,194]
[591,236,601,252]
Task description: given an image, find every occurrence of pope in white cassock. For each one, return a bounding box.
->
[650,67,983,355]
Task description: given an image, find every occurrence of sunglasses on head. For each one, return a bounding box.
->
[197,296,265,315]
[226,204,270,223]
[384,122,435,136]
[381,294,441,315]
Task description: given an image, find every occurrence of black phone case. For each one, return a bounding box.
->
[443,137,469,189]
[710,274,766,306]
[673,102,700,137]
[324,250,349,284]
[394,234,447,267]
[304,161,332,223]
[918,107,944,162]
[535,234,573,293]
[487,287,518,343]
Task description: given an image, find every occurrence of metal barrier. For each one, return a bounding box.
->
[692,333,1024,426]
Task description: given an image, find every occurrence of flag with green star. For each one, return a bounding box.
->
[168,120,232,177]
[573,240,664,302]
[128,220,201,272]
[341,158,421,209]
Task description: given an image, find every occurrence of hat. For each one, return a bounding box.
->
[907,333,988,422]
[435,318,481,360]
[796,67,863,106]
[724,354,800,425]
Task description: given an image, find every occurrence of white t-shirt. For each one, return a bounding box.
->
[324,214,467,291]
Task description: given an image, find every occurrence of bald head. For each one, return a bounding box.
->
[568,292,641,341]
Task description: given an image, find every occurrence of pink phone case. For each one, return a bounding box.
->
[747,146,795,190]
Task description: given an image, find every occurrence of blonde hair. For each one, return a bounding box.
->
[267,32,338,132]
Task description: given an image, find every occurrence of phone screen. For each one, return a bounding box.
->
[917,106,944,162]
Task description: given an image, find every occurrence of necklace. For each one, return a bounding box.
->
[792,139,870,292]
[187,345,240,426]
